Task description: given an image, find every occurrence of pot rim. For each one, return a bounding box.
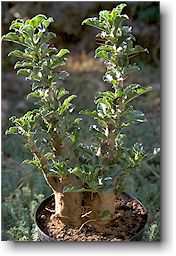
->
[35,192,148,241]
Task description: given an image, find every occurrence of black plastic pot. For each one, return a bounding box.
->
[35,193,148,241]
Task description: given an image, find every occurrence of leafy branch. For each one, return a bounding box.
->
[3,14,81,181]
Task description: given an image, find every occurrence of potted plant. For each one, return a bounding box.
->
[2,3,159,241]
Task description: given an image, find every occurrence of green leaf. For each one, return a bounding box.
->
[59,95,77,114]
[5,127,18,135]
[63,184,88,193]
[22,159,40,168]
[123,64,140,75]
[121,110,147,128]
[95,45,114,55]
[31,82,42,90]
[111,3,127,18]
[29,73,41,81]
[17,68,31,77]
[71,166,99,190]
[100,210,110,218]
[136,86,154,95]
[56,49,70,58]
[9,116,17,123]
[21,24,35,38]
[95,50,110,60]
[127,45,149,56]
[115,88,124,98]
[56,87,69,99]
[8,50,24,58]
[99,10,110,22]
[50,59,65,69]
[99,10,111,28]
[51,71,69,82]
[71,167,85,180]
[73,118,82,125]
[81,109,99,118]
[29,14,47,28]
[14,61,33,69]
[24,38,33,47]
[37,32,56,47]
[95,98,112,109]
[29,67,43,81]
[9,20,23,30]
[8,50,33,60]
[27,92,41,99]
[42,17,54,29]
[114,14,129,29]
[2,32,26,46]
[97,91,115,101]
[82,18,105,31]
[57,71,70,80]
[125,85,153,104]
[131,143,147,163]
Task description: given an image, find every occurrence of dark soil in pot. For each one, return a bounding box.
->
[35,192,148,241]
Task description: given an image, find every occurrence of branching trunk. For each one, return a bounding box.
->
[29,137,116,228]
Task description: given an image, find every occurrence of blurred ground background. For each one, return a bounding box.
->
[1,1,160,241]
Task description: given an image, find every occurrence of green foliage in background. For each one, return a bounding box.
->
[2,186,43,241]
